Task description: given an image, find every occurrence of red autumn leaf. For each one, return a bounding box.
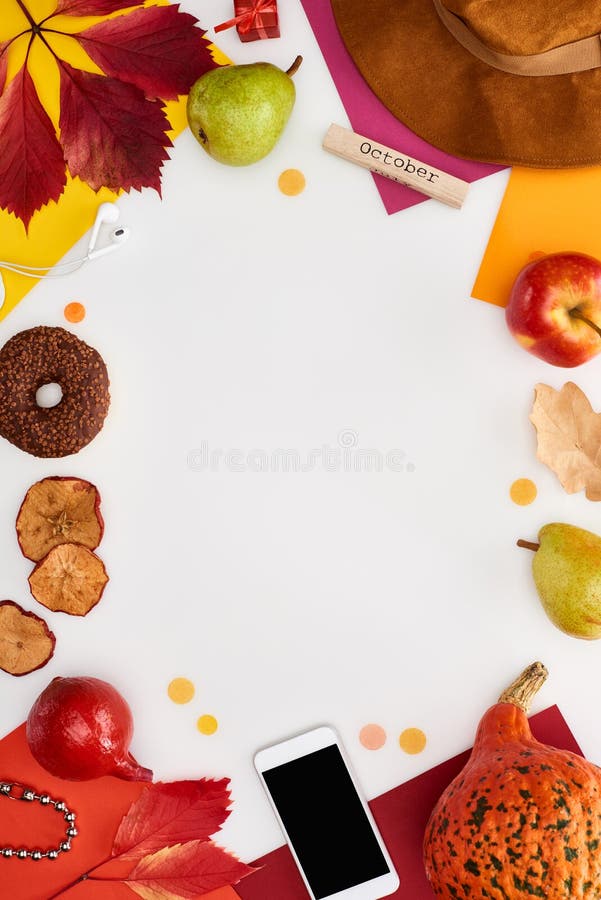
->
[58,60,171,193]
[0,1,217,227]
[53,0,142,15]
[0,65,66,231]
[112,779,232,860]
[125,840,255,900]
[76,5,216,101]
[0,43,8,94]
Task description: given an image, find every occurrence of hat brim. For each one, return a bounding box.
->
[331,0,601,168]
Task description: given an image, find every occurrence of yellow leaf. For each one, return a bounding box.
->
[530,382,601,500]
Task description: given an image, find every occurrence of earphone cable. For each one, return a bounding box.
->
[0,259,88,278]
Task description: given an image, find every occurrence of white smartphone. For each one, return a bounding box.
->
[254,725,400,900]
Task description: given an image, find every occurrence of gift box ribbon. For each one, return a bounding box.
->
[215,0,277,35]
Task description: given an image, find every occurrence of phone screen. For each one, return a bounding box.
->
[262,744,391,899]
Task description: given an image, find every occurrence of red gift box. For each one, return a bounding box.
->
[215,0,280,43]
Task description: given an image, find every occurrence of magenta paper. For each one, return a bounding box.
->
[301,0,504,214]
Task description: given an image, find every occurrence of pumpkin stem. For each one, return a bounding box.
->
[498,661,548,713]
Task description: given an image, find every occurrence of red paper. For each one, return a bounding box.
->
[234,706,583,900]
[0,724,239,900]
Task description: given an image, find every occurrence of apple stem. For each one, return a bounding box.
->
[517,539,540,552]
[569,307,601,339]
[286,55,303,77]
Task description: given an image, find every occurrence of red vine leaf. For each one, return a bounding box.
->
[113,779,232,860]
[58,60,171,193]
[0,65,67,231]
[0,43,9,95]
[125,840,255,900]
[76,5,217,101]
[0,1,216,227]
[53,0,142,15]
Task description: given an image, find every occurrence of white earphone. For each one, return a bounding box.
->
[0,203,130,305]
[87,201,121,256]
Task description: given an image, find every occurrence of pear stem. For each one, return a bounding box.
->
[569,307,601,339]
[286,55,303,77]
[517,539,540,552]
[498,662,548,713]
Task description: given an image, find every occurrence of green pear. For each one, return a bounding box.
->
[186,56,302,166]
[518,523,601,639]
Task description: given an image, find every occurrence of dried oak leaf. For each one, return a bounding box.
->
[17,476,104,562]
[530,382,601,500]
[112,779,232,860]
[125,840,255,900]
[0,600,56,676]
[29,544,109,616]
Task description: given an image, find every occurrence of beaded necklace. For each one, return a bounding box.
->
[0,782,78,860]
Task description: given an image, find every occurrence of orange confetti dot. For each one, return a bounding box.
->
[278,169,306,196]
[64,302,86,323]
[197,714,218,735]
[510,478,537,506]
[399,728,427,754]
[167,678,195,704]
[359,724,387,750]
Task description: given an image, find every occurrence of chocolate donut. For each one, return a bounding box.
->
[0,327,110,458]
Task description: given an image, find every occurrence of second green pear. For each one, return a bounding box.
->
[186,58,301,166]
[522,523,601,639]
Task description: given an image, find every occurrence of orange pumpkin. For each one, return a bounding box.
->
[424,663,601,898]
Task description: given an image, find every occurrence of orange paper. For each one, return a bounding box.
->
[472,166,601,307]
[0,724,240,900]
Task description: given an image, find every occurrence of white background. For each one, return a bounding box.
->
[1,0,601,866]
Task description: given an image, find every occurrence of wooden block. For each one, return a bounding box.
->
[323,123,469,209]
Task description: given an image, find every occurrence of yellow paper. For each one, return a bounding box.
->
[0,1,227,321]
[472,166,601,308]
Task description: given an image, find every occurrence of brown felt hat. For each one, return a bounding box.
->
[331,0,601,168]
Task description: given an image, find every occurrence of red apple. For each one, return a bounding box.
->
[506,252,601,367]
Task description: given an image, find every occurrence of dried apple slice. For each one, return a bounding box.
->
[17,476,104,562]
[29,545,109,617]
[0,600,56,676]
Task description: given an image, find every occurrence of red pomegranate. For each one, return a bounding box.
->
[26,676,153,782]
